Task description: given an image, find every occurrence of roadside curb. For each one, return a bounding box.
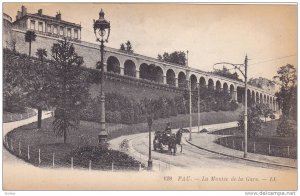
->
[185,138,297,169]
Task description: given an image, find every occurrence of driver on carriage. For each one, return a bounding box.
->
[165,122,172,133]
[163,122,172,136]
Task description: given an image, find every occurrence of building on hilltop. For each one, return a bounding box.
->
[2,6,278,111]
[13,5,81,42]
[248,77,275,93]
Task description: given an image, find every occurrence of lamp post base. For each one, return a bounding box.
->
[148,159,153,170]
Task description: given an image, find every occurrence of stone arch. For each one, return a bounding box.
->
[256,92,260,103]
[252,90,255,102]
[230,84,235,97]
[190,74,197,90]
[208,79,214,90]
[237,86,244,103]
[124,59,136,77]
[260,93,263,103]
[267,96,270,106]
[139,63,149,80]
[107,56,121,74]
[199,77,206,88]
[154,66,164,83]
[166,69,176,86]
[178,72,187,88]
[216,80,221,91]
[223,82,229,93]
[247,89,251,102]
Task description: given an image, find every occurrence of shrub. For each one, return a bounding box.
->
[106,111,122,123]
[276,117,297,137]
[230,100,239,111]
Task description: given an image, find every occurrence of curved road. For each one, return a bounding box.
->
[111,132,296,172]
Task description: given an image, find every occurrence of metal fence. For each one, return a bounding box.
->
[3,135,149,171]
[216,137,297,159]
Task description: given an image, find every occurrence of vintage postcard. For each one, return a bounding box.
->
[2,2,297,191]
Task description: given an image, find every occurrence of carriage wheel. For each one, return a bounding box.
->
[160,143,163,153]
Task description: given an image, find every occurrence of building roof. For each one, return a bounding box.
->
[14,13,81,28]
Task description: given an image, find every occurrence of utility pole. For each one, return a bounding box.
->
[189,79,192,141]
[197,83,201,133]
[244,55,248,158]
[187,50,192,141]
[213,55,248,158]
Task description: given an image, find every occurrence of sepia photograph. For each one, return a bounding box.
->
[2,2,298,192]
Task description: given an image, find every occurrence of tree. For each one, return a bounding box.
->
[157,51,186,66]
[25,30,37,57]
[256,103,275,123]
[50,38,89,143]
[238,103,263,138]
[3,52,28,112]
[119,41,134,53]
[273,64,297,118]
[125,40,133,53]
[36,48,47,61]
[276,116,296,137]
[120,43,125,51]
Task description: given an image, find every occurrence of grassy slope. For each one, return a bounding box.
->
[213,120,297,158]
[5,106,243,166]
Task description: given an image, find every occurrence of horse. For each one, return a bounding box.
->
[168,134,177,155]
[176,128,183,153]
[167,129,183,155]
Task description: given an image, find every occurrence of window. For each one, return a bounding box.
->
[30,20,35,30]
[38,22,43,32]
[47,24,51,33]
[67,28,71,37]
[60,26,64,36]
[74,29,78,39]
[53,26,58,34]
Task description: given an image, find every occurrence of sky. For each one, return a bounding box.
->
[3,3,297,80]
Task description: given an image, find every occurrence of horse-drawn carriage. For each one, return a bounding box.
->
[153,129,183,155]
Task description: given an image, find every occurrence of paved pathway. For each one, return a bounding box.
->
[3,111,53,165]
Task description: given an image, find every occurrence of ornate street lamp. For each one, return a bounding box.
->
[93,9,111,144]
[214,55,248,158]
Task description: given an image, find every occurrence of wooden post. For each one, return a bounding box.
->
[10,139,13,151]
[89,160,92,171]
[112,162,114,172]
[287,146,290,157]
[19,142,21,156]
[71,157,73,170]
[139,163,142,171]
[268,143,271,155]
[159,160,161,171]
[27,145,30,160]
[253,142,256,153]
[20,114,23,120]
[225,138,228,146]
[10,115,12,121]
[6,136,9,147]
[38,149,41,165]
[232,139,235,149]
[52,153,55,167]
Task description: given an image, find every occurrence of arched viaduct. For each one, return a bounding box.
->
[6,25,278,112]
[102,48,278,111]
